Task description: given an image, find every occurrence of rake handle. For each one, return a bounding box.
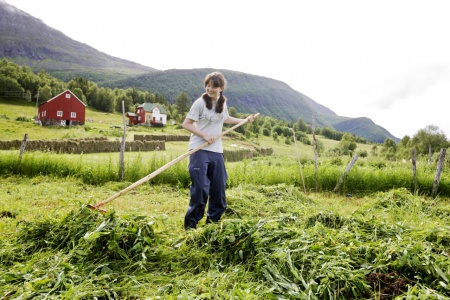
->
[91,113,259,210]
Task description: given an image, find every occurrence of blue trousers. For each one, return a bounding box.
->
[184,150,228,230]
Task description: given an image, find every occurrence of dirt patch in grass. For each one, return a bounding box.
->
[366,271,411,299]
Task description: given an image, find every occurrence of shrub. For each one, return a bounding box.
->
[15,116,30,122]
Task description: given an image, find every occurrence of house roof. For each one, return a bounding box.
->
[126,112,137,117]
[39,89,86,107]
[137,103,167,114]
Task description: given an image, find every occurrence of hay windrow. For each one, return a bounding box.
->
[15,206,164,265]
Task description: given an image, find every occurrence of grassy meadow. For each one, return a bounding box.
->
[1,99,450,299]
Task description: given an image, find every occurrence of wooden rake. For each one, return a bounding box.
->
[89,113,259,213]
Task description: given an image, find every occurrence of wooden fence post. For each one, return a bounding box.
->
[411,148,417,193]
[120,101,126,181]
[19,133,28,160]
[334,154,359,193]
[431,148,446,197]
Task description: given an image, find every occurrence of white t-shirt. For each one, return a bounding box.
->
[186,97,230,153]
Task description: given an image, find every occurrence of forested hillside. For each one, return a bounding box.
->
[334,117,400,143]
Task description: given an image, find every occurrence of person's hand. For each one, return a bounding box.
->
[203,134,215,144]
[246,114,257,123]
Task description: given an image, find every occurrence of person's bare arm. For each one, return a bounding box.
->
[224,114,257,125]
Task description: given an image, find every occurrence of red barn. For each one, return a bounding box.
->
[37,90,86,126]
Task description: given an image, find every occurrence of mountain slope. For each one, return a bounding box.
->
[334,117,399,143]
[0,0,157,83]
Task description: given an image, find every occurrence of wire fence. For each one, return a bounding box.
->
[0,90,31,99]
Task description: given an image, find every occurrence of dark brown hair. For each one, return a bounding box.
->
[202,71,227,113]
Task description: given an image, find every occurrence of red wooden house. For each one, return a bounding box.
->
[37,90,86,126]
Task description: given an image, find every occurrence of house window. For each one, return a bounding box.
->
[42,110,46,117]
[66,94,71,99]
[57,111,63,117]
[71,112,76,118]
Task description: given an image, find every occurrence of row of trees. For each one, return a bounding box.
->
[320,126,449,160]
[379,125,449,160]
[1,59,448,159]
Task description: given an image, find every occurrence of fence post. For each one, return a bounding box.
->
[120,101,126,181]
[334,154,359,193]
[431,148,446,197]
[19,133,28,160]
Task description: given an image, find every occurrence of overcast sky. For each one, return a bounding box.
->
[6,0,450,139]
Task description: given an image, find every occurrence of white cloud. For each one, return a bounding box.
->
[375,64,449,110]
